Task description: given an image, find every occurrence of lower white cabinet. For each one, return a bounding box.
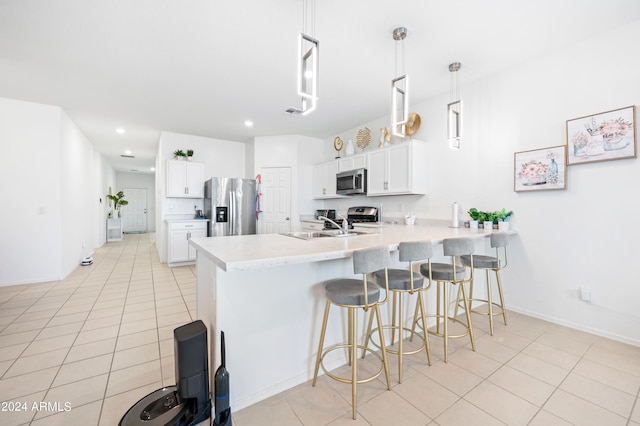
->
[106,218,122,242]
[168,221,207,264]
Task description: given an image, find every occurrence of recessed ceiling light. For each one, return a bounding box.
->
[116,128,126,134]
[244,120,254,127]
[150,167,155,171]
[124,150,132,155]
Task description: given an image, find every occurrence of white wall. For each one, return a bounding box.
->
[156,131,246,262]
[60,110,97,277]
[252,135,324,231]
[117,172,156,232]
[0,98,62,285]
[321,20,640,344]
[0,97,114,286]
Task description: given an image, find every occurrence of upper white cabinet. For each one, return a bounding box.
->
[337,153,367,172]
[366,140,428,196]
[312,160,342,199]
[167,160,204,198]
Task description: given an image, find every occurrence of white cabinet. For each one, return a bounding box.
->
[106,218,122,241]
[337,154,367,172]
[312,160,342,199]
[366,140,428,196]
[168,221,208,264]
[167,160,204,198]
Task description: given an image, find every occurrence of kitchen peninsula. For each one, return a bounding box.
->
[189,223,515,411]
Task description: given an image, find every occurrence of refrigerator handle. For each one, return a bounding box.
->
[229,191,235,235]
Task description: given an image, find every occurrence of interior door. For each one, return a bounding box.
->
[122,188,147,233]
[259,167,292,234]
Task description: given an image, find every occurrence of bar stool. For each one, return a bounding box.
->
[457,232,509,335]
[366,241,433,383]
[312,246,391,420]
[412,238,476,362]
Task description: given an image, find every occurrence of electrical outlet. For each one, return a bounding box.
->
[580,287,592,302]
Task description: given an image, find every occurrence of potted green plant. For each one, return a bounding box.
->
[495,208,513,231]
[173,149,186,160]
[483,211,496,230]
[467,208,481,229]
[107,190,129,218]
[186,149,194,161]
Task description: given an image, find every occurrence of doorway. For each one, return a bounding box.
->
[122,188,148,233]
[258,167,292,234]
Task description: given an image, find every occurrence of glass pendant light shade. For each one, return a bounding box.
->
[391,27,409,138]
[298,33,319,115]
[448,62,462,149]
[391,74,409,137]
[287,0,319,116]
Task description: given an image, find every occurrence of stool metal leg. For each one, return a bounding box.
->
[349,307,357,420]
[416,291,432,366]
[312,300,332,386]
[495,269,508,325]
[459,282,476,351]
[486,270,494,335]
[397,291,404,382]
[374,305,391,391]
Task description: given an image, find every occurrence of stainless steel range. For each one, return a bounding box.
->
[323,206,379,230]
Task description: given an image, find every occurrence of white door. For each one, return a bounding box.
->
[122,188,148,233]
[259,167,292,234]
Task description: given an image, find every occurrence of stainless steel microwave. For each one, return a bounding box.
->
[336,168,367,195]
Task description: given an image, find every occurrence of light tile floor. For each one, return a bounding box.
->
[0,233,638,425]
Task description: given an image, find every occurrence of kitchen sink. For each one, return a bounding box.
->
[281,230,369,240]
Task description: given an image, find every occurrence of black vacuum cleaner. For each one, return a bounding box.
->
[213,331,231,426]
[119,320,212,426]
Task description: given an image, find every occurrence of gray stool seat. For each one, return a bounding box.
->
[367,241,433,383]
[412,237,476,363]
[374,269,424,291]
[325,279,381,306]
[461,254,498,269]
[457,232,510,336]
[313,245,391,420]
[420,262,466,282]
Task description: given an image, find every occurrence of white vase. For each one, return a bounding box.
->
[345,139,355,156]
[483,221,493,231]
[498,221,510,231]
[469,220,478,229]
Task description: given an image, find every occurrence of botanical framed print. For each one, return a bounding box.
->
[514,145,567,192]
[566,105,636,165]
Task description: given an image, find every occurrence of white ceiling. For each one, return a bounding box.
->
[2,0,639,173]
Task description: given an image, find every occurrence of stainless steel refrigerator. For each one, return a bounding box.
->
[204,177,257,237]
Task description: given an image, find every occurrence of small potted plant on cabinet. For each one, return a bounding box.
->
[495,208,513,231]
[186,149,194,161]
[467,208,481,229]
[483,211,496,230]
[173,149,186,160]
[107,191,129,218]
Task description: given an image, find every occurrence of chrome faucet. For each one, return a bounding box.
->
[318,215,349,234]
[336,212,350,234]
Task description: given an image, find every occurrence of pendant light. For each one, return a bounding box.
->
[288,0,319,115]
[391,27,409,138]
[448,62,462,149]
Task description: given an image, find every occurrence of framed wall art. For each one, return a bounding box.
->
[566,105,636,165]
[514,145,567,192]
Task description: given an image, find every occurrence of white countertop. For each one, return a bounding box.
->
[190,224,515,272]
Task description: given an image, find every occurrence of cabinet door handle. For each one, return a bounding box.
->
[187,231,191,239]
